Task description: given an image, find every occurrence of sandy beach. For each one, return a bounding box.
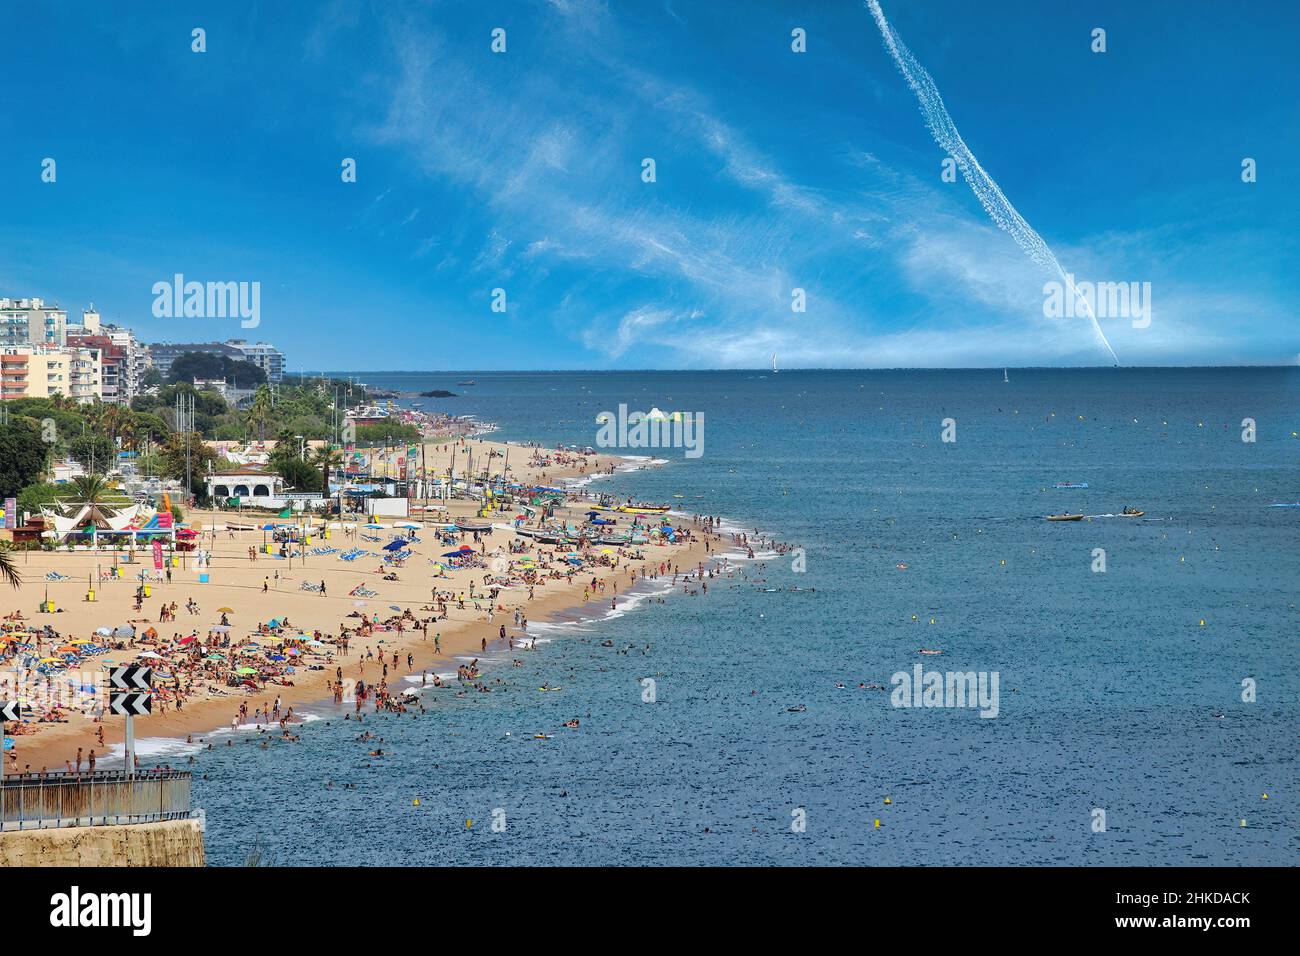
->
[2,436,719,773]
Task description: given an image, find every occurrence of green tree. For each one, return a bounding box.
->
[0,419,50,499]
[167,352,266,387]
[274,457,321,492]
[67,430,115,472]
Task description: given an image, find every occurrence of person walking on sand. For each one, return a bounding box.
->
[435,633,441,654]
[320,580,327,597]
[263,577,269,593]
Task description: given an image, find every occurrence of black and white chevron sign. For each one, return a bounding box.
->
[109,692,152,716]
[0,700,21,721]
[109,665,152,691]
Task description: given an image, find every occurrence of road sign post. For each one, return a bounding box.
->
[1,701,21,781]
[108,667,152,776]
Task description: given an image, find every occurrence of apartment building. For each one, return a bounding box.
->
[0,297,67,348]
[0,345,101,402]
[67,332,126,403]
[149,338,285,383]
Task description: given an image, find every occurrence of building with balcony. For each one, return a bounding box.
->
[0,297,67,348]
[0,346,101,402]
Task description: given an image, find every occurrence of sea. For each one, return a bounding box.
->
[178,368,1297,865]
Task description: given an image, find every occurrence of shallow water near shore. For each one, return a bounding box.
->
[193,369,1299,865]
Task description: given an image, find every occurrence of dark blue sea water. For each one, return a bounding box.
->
[191,369,1298,865]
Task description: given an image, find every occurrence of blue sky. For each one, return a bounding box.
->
[2,0,1297,370]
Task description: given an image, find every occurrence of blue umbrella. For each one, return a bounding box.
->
[383,540,405,551]
[441,551,466,558]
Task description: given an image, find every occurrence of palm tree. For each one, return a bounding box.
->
[246,385,273,441]
[0,549,19,589]
[67,474,114,509]
[311,446,344,503]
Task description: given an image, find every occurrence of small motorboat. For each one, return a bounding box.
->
[1053,482,1088,489]
[1119,507,1145,517]
[1045,513,1084,521]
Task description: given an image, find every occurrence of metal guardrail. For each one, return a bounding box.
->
[0,770,193,830]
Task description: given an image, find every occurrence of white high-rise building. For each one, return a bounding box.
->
[0,297,67,348]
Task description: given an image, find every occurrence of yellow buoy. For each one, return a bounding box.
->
[999,559,1005,566]
[465,819,473,829]
[1199,620,1205,627]
[929,618,936,625]
[1239,819,1247,828]
[413,798,420,806]
[911,614,918,621]
[1262,793,1268,800]
[883,797,892,805]
[874,819,881,828]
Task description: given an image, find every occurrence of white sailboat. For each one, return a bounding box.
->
[1003,368,1009,383]
[772,352,778,375]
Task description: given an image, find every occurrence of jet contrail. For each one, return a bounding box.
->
[866,0,1120,365]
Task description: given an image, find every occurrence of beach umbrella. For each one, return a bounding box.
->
[113,625,133,639]
[364,523,384,529]
[382,540,405,551]
[268,654,286,661]
[217,606,234,613]
[441,551,465,558]
[389,605,402,611]
[396,522,420,529]
[137,651,163,660]
[95,626,112,636]
[235,667,257,675]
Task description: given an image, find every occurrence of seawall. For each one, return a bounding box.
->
[0,817,205,867]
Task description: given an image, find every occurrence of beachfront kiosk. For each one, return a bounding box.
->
[204,468,285,508]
